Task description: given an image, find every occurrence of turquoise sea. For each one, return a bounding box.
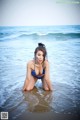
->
[0,25,80,120]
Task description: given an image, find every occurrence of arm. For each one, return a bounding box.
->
[23,61,31,90]
[44,61,53,90]
[26,61,31,80]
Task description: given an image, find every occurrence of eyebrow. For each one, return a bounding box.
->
[38,53,43,55]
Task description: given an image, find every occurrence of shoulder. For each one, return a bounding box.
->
[27,60,33,68]
[44,60,49,66]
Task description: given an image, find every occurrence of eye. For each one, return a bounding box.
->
[38,53,41,56]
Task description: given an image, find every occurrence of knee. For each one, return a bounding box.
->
[44,87,49,91]
[27,86,33,91]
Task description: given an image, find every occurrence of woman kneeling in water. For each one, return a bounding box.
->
[23,43,52,91]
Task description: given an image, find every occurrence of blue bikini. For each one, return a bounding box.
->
[31,67,45,79]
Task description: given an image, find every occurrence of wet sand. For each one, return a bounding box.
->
[4,85,79,120]
[15,111,79,120]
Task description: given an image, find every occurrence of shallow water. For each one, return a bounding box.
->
[0,26,80,119]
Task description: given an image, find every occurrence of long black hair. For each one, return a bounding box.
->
[34,43,47,61]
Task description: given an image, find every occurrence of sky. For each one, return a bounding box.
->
[0,0,80,26]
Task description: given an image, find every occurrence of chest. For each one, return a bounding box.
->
[32,64,44,75]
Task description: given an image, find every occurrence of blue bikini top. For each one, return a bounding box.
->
[31,69,45,79]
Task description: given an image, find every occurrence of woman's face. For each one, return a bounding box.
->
[35,50,44,64]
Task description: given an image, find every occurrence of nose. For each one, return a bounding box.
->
[40,56,43,59]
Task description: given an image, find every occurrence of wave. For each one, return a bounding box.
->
[0,33,21,41]
[18,32,80,37]
[0,32,80,41]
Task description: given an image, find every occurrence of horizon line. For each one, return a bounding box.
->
[0,24,80,27]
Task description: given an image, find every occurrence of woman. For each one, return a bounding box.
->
[23,43,52,91]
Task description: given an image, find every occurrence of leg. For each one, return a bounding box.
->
[23,75,37,91]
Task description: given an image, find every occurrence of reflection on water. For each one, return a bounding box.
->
[23,87,53,112]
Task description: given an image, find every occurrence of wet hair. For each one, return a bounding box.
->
[34,43,47,61]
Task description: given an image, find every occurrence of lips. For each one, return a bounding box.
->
[39,60,42,62]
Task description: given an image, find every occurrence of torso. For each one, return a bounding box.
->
[30,60,45,75]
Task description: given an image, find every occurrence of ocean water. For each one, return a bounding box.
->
[0,25,80,119]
